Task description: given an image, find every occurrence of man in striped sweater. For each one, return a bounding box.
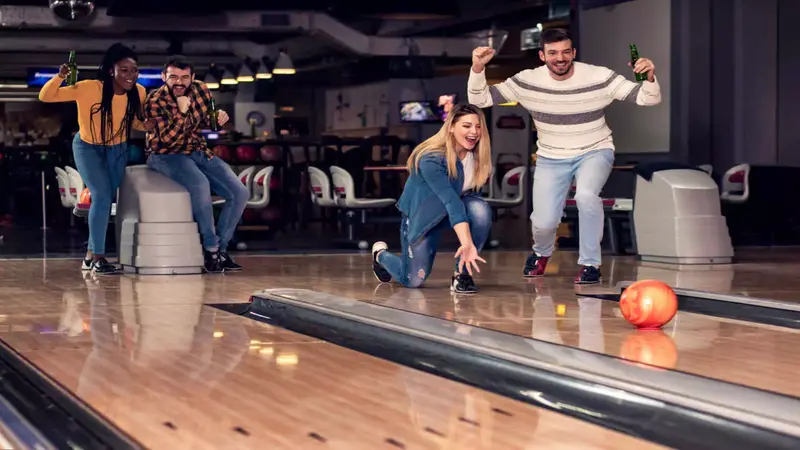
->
[468,28,661,284]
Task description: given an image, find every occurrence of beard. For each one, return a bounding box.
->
[169,83,190,97]
[547,60,573,76]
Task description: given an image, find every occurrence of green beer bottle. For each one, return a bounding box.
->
[209,98,220,131]
[66,50,78,86]
[629,44,647,82]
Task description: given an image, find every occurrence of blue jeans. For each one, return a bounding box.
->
[72,134,128,255]
[531,148,614,266]
[378,196,492,288]
[147,151,249,252]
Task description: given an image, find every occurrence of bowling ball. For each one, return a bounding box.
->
[213,145,232,160]
[619,280,678,330]
[260,206,281,222]
[128,145,144,163]
[619,330,678,369]
[236,145,257,163]
[268,177,280,190]
[79,187,91,205]
[260,145,281,162]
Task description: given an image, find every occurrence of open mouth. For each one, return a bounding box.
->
[465,137,478,146]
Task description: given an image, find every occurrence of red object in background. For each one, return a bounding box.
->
[260,206,281,222]
[619,280,678,330]
[260,145,281,162]
[241,209,257,223]
[236,145,257,163]
[268,177,280,190]
[79,188,91,207]
[213,145,232,161]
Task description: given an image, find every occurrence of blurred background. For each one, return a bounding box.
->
[0,0,796,257]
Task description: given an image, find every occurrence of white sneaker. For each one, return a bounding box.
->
[371,242,392,283]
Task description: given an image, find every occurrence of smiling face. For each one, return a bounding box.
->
[112,57,139,92]
[162,65,194,97]
[450,113,482,151]
[539,39,576,79]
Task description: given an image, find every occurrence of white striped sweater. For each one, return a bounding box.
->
[468,61,662,159]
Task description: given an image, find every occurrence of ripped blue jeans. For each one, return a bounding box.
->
[377,196,493,288]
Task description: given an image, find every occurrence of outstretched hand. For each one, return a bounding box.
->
[455,243,486,276]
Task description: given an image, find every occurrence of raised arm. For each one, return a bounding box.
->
[38,70,89,103]
[467,47,522,108]
[607,57,661,106]
[418,155,469,227]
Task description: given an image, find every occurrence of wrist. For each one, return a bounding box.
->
[471,64,485,74]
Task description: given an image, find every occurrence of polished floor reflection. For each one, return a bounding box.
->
[1,248,799,448]
[0,258,664,449]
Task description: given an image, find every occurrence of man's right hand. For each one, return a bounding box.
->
[471,47,495,73]
[176,96,190,114]
[58,63,70,79]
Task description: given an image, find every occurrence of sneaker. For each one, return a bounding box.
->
[575,265,602,284]
[523,253,549,277]
[204,249,224,273]
[220,252,242,271]
[91,258,119,275]
[451,273,478,294]
[371,242,392,283]
[81,258,93,271]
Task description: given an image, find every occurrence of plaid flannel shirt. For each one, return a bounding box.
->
[144,81,215,158]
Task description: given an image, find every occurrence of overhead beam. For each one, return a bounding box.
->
[0,7,476,59]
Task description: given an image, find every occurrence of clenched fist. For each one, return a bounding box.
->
[176,96,191,114]
[472,47,495,73]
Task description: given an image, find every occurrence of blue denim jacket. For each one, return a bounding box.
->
[397,153,478,244]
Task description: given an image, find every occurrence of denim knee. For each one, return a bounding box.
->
[464,196,493,231]
[90,189,113,211]
[231,182,250,207]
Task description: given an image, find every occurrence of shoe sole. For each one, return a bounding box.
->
[523,273,545,278]
[372,267,392,283]
[574,279,602,285]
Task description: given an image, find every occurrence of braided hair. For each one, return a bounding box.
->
[89,43,143,146]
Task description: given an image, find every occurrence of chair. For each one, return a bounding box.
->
[247,166,274,209]
[54,167,74,208]
[329,165,396,248]
[307,166,338,208]
[484,166,526,248]
[64,166,84,205]
[720,163,750,203]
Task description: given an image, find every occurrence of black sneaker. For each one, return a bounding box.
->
[451,273,478,294]
[371,241,392,283]
[91,258,119,275]
[204,250,224,273]
[575,265,602,284]
[220,252,242,271]
[523,253,549,277]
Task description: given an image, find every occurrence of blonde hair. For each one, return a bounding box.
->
[406,104,492,190]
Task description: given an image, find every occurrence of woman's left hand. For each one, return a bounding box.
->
[454,243,486,276]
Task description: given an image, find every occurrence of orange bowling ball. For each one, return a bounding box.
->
[619,280,678,330]
[79,187,91,205]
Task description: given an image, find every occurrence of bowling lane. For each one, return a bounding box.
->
[369,281,800,400]
[0,281,662,449]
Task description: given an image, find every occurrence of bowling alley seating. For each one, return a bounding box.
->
[247,166,274,208]
[115,165,204,274]
[53,167,75,209]
[720,163,750,203]
[484,166,526,247]
[632,164,733,264]
[329,165,396,249]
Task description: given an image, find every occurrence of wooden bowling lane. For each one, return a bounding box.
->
[0,261,663,449]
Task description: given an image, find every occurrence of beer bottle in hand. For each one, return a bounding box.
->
[66,51,78,86]
[629,44,647,82]
[209,98,220,131]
